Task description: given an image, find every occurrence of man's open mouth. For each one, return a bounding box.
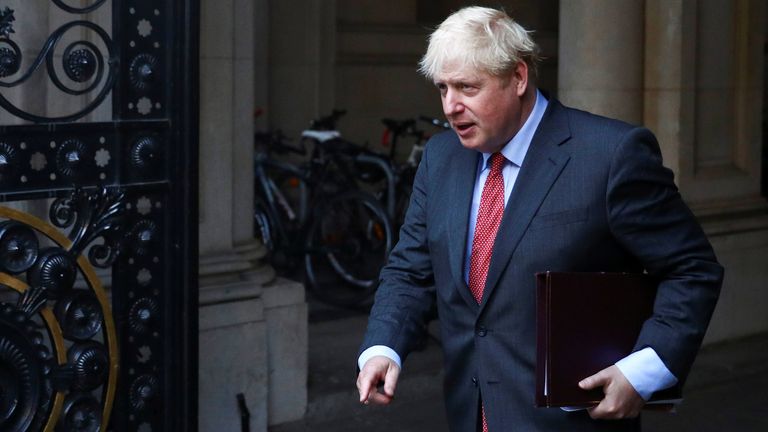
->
[455,122,475,133]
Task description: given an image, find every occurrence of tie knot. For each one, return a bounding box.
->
[489,152,505,173]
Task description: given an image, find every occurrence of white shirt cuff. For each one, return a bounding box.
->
[358,345,402,371]
[615,347,678,400]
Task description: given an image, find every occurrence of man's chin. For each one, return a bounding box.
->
[457,135,479,149]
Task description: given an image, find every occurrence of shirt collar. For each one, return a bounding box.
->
[481,89,549,169]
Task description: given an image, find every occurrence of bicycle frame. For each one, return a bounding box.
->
[254,152,311,250]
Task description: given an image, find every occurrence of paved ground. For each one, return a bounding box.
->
[272,300,768,432]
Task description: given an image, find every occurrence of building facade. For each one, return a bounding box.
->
[0,1,763,431]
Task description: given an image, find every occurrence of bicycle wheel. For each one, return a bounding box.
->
[304,191,393,306]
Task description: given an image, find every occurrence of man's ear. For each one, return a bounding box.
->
[513,61,529,97]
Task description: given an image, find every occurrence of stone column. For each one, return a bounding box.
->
[558,0,645,124]
[254,0,269,130]
[644,0,768,343]
[198,1,307,430]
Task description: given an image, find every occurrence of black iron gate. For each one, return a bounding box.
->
[0,1,198,431]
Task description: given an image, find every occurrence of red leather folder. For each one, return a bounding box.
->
[535,271,680,408]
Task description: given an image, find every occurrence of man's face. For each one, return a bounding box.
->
[435,65,526,153]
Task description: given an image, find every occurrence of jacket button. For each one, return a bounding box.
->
[472,377,478,386]
[476,326,487,337]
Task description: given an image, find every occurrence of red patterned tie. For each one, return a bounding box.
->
[469,152,506,303]
[468,152,505,432]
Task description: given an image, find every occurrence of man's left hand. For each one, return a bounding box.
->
[579,365,645,419]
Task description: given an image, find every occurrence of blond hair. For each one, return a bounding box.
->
[419,6,540,80]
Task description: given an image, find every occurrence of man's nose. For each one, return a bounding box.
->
[443,90,464,116]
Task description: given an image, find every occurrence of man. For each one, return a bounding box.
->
[356,6,723,431]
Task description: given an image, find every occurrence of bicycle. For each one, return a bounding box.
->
[302,110,400,220]
[302,110,451,231]
[253,128,394,307]
[378,115,451,228]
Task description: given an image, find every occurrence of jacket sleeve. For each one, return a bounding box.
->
[358,138,438,363]
[606,127,724,383]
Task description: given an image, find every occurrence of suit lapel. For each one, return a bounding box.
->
[479,100,572,311]
[447,146,480,309]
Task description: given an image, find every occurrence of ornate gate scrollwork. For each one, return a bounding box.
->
[0,187,123,431]
[0,6,117,123]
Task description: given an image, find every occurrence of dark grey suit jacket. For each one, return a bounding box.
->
[360,98,723,431]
